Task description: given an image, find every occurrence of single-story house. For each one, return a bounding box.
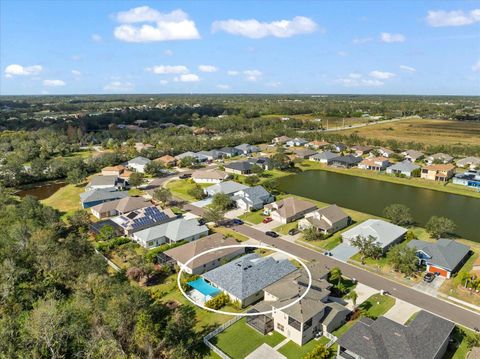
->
[286,138,309,147]
[224,161,253,175]
[204,180,249,197]
[80,189,129,209]
[175,151,206,163]
[127,156,151,173]
[196,150,222,161]
[299,204,350,234]
[90,196,152,219]
[358,156,390,171]
[86,175,126,191]
[377,147,395,158]
[154,155,177,167]
[337,311,454,359]
[217,147,241,158]
[332,143,347,153]
[402,149,424,162]
[386,160,420,177]
[456,156,480,170]
[101,165,127,177]
[163,233,245,274]
[248,157,273,170]
[341,219,407,252]
[330,155,362,168]
[407,238,470,278]
[264,197,317,224]
[425,153,453,165]
[192,169,229,184]
[351,145,373,157]
[293,148,318,159]
[232,185,274,211]
[132,217,209,249]
[306,140,330,150]
[272,136,292,145]
[420,164,455,182]
[452,170,480,188]
[234,143,260,155]
[309,151,340,164]
[202,253,297,307]
[111,206,177,235]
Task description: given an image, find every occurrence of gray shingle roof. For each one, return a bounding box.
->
[80,189,128,204]
[128,156,151,165]
[87,175,119,187]
[225,161,253,172]
[203,254,297,300]
[337,310,454,359]
[387,160,420,173]
[342,219,407,249]
[206,180,249,196]
[310,151,340,161]
[407,239,470,271]
[331,155,362,165]
[133,217,208,243]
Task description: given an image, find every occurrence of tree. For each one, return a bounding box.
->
[67,210,90,233]
[244,175,260,186]
[345,290,358,308]
[66,167,87,185]
[387,245,418,276]
[251,164,264,175]
[98,225,116,241]
[179,156,197,168]
[303,226,324,241]
[270,152,291,170]
[383,204,413,226]
[203,206,225,226]
[211,192,234,211]
[144,161,164,177]
[187,184,206,200]
[303,344,332,359]
[328,267,342,285]
[350,235,382,264]
[153,187,171,205]
[426,216,456,239]
[129,172,144,187]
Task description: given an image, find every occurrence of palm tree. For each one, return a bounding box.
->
[345,290,358,309]
[329,267,343,285]
[303,344,332,359]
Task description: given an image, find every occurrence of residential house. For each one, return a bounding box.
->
[196,150,222,161]
[90,196,152,219]
[292,148,318,159]
[127,156,151,173]
[192,169,229,184]
[306,140,330,150]
[337,311,454,359]
[111,206,176,235]
[421,164,455,182]
[224,161,253,175]
[299,204,350,234]
[80,189,129,209]
[402,149,424,162]
[233,186,274,211]
[163,233,245,274]
[204,180,249,197]
[452,170,480,188]
[425,153,453,165]
[351,145,373,157]
[407,238,470,278]
[202,253,297,307]
[358,156,390,171]
[332,143,347,153]
[234,143,260,155]
[101,165,130,177]
[132,217,209,249]
[175,151,206,163]
[264,197,317,224]
[377,147,395,158]
[309,151,340,164]
[386,160,420,177]
[86,175,126,191]
[247,265,350,345]
[217,147,241,158]
[286,138,308,147]
[456,156,480,170]
[154,155,177,167]
[272,136,292,145]
[248,157,273,170]
[341,219,407,252]
[330,155,362,168]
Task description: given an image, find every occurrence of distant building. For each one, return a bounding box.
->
[272,136,292,145]
[358,156,390,171]
[425,153,453,165]
[90,196,152,219]
[80,189,129,209]
[286,138,308,147]
[386,160,420,177]
[232,185,274,211]
[421,164,455,182]
[224,161,253,175]
[309,151,340,164]
[299,204,350,234]
[234,143,260,155]
[192,169,229,184]
[264,197,317,224]
[111,206,176,235]
[402,149,424,162]
[306,140,330,150]
[154,155,177,167]
[86,175,126,191]
[452,170,480,188]
[127,156,151,173]
[330,155,362,168]
[456,156,480,170]
[204,180,249,197]
[351,145,373,157]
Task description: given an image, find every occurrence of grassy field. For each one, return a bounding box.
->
[332,117,480,147]
[278,337,331,359]
[41,183,84,217]
[358,293,396,319]
[445,326,479,359]
[212,227,249,242]
[239,210,266,224]
[273,221,299,235]
[165,179,212,202]
[213,318,285,359]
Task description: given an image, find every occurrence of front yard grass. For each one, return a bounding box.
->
[278,337,331,359]
[212,227,249,242]
[213,318,285,359]
[444,325,479,359]
[41,182,85,217]
[239,210,265,224]
[273,221,298,235]
[166,179,211,202]
[358,293,396,319]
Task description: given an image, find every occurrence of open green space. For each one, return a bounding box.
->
[358,293,396,319]
[165,179,212,202]
[444,326,480,359]
[212,227,249,242]
[278,337,331,359]
[41,183,84,217]
[239,210,266,224]
[273,221,298,235]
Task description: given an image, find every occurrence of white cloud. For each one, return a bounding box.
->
[92,33,102,42]
[71,70,81,76]
[103,81,134,92]
[212,16,318,39]
[164,49,174,56]
[473,60,480,72]
[337,51,349,57]
[43,79,66,87]
[353,37,373,44]
[426,9,480,27]
[349,73,362,79]
[399,65,416,73]
[198,65,218,73]
[336,77,384,87]
[216,84,230,89]
[146,65,189,74]
[5,64,43,77]
[174,73,200,82]
[227,70,239,76]
[113,7,200,42]
[369,70,396,79]
[244,69,262,81]
[380,32,406,43]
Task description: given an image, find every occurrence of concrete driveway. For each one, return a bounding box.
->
[252,220,282,232]
[191,197,213,208]
[383,299,419,324]
[330,243,359,262]
[414,276,446,296]
[224,208,246,219]
[346,283,378,310]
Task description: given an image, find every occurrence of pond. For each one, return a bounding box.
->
[16,181,68,201]
[276,170,480,243]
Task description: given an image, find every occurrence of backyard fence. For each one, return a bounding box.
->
[323,332,338,348]
[203,316,243,359]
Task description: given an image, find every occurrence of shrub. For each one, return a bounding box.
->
[205,292,231,310]
[144,240,186,263]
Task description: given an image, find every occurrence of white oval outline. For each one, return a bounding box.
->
[176,244,312,316]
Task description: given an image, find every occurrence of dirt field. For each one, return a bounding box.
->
[333,118,480,146]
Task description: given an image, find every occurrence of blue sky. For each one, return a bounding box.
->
[1,0,479,95]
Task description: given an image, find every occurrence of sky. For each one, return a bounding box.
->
[1,0,479,96]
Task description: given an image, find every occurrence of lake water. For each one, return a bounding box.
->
[16,181,67,200]
[276,170,480,243]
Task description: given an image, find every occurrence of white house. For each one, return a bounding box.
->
[191,169,229,184]
[127,156,151,173]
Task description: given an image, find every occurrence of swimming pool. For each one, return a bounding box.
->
[188,278,220,297]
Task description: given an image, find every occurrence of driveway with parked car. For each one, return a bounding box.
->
[414,275,445,296]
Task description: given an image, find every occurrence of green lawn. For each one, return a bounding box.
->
[41,183,85,217]
[213,318,285,359]
[278,337,331,359]
[358,293,396,319]
[212,227,249,242]
[128,188,145,196]
[444,326,479,359]
[239,210,266,224]
[166,180,211,202]
[273,221,299,235]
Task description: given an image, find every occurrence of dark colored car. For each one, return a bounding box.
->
[423,272,436,283]
[198,218,206,225]
[179,173,191,179]
[288,228,299,236]
[265,231,279,238]
[232,219,244,225]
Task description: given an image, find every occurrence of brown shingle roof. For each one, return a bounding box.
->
[423,164,455,171]
[266,197,317,219]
